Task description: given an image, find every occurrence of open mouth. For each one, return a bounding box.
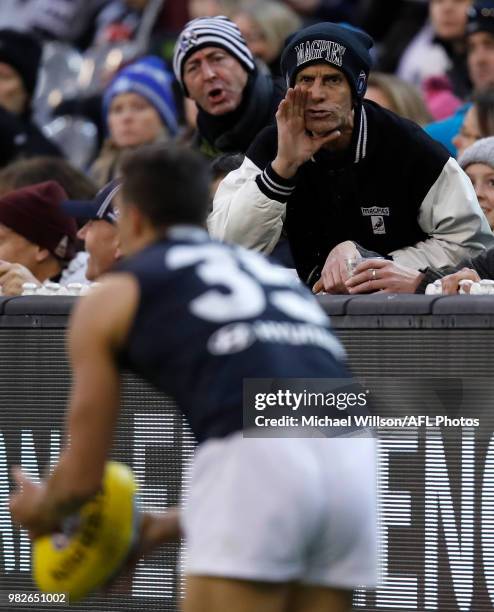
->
[208,88,225,102]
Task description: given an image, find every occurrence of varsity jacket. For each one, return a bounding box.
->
[209,100,494,283]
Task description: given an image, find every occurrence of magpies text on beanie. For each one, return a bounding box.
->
[280,22,374,99]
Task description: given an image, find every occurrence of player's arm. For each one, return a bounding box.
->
[10,274,139,538]
[135,509,183,555]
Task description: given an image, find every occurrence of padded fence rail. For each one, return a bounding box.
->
[1,295,494,611]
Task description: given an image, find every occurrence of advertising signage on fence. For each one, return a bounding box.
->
[1,315,494,610]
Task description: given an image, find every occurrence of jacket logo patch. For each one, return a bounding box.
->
[360,206,390,216]
[361,206,389,235]
[371,216,386,235]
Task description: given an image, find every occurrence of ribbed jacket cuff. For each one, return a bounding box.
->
[255,163,296,202]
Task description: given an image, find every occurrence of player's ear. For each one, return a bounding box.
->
[113,234,122,260]
[129,204,147,236]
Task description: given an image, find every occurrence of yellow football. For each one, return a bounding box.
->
[33,461,139,602]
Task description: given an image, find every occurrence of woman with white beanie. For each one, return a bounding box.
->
[458,136,494,230]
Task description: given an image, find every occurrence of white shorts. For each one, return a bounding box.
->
[181,431,377,589]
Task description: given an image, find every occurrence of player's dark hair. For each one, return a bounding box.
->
[119,144,211,228]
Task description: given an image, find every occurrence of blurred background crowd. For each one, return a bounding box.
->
[0,0,477,174]
[2,0,494,295]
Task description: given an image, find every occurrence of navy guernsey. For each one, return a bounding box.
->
[117,226,350,443]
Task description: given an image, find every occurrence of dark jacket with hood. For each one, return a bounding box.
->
[194,70,285,159]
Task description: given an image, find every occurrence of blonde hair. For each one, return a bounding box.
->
[367,72,432,126]
[234,1,302,62]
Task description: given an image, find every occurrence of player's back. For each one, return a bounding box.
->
[118,226,351,443]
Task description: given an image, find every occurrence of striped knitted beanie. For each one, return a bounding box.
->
[173,16,255,94]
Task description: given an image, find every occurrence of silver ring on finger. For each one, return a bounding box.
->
[371,268,377,281]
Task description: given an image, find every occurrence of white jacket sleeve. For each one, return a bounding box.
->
[208,157,289,254]
[390,157,494,269]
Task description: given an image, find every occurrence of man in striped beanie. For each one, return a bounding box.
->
[173,15,285,157]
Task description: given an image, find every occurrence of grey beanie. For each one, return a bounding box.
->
[458,136,494,170]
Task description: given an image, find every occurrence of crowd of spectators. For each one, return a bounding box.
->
[0,1,494,296]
